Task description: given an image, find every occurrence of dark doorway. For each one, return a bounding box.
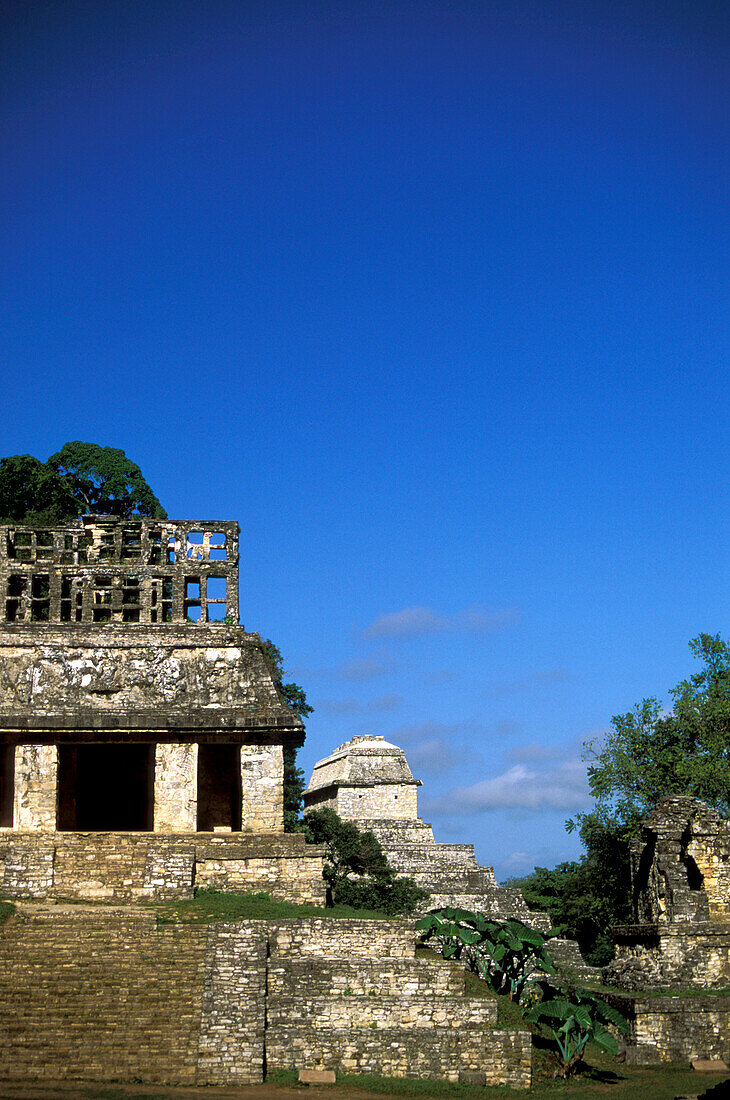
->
[0,744,14,827]
[57,744,154,831]
[197,744,241,831]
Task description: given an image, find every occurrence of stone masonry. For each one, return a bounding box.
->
[0,907,532,1088]
[601,797,730,1064]
[605,796,730,992]
[0,516,325,900]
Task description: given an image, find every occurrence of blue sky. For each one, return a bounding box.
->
[2,0,729,878]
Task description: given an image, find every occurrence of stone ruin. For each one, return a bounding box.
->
[0,522,535,1088]
[304,734,596,977]
[0,515,325,903]
[606,795,730,992]
[600,796,730,1067]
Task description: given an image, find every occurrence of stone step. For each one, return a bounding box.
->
[266,1025,531,1087]
[268,956,465,998]
[267,993,497,1029]
[268,918,415,959]
[424,889,553,931]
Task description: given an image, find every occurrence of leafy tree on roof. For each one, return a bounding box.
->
[46,442,166,518]
[0,454,80,525]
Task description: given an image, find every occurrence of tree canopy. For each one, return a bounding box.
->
[577,633,730,827]
[303,807,428,914]
[0,442,166,522]
[0,454,79,524]
[47,442,166,518]
[514,634,730,965]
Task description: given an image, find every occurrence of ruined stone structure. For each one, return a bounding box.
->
[0,516,325,903]
[0,906,532,1088]
[305,735,596,977]
[606,796,730,992]
[602,796,730,1065]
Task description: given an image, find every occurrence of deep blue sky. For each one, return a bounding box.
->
[2,0,729,877]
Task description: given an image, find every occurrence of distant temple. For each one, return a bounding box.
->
[0,516,324,902]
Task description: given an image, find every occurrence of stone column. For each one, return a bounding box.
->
[240,744,284,833]
[154,743,198,832]
[14,745,58,831]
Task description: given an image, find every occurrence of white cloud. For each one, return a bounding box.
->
[426,757,590,814]
[506,742,567,764]
[405,738,457,776]
[390,720,462,744]
[290,656,399,681]
[362,604,521,639]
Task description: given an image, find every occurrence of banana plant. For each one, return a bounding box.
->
[523,986,629,1078]
[416,907,558,1002]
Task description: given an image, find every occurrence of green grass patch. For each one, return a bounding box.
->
[266,1061,728,1099]
[152,888,400,924]
[0,900,15,924]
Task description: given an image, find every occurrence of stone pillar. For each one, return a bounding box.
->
[154,743,198,832]
[13,745,58,831]
[240,744,284,833]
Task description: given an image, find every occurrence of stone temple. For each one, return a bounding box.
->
[0,516,324,903]
[305,735,596,977]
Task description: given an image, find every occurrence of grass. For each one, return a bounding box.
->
[261,1061,730,1099]
[0,900,15,924]
[152,887,401,924]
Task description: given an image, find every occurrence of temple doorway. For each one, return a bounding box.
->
[57,744,154,831]
[197,743,241,831]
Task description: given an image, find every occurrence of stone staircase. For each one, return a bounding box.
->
[265,919,532,1087]
[0,906,210,1084]
[0,908,532,1088]
[363,818,599,982]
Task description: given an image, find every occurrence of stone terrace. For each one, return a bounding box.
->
[0,907,532,1089]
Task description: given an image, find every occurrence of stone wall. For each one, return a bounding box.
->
[315,782,419,820]
[264,919,532,1088]
[0,518,240,627]
[240,744,284,832]
[0,629,292,719]
[608,924,730,991]
[0,831,327,905]
[0,908,213,1084]
[605,798,730,993]
[607,991,730,1064]
[0,908,533,1089]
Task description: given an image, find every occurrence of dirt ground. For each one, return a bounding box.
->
[0,1084,390,1100]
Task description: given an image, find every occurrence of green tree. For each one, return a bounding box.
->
[303,807,428,914]
[509,817,631,966]
[260,638,312,832]
[0,443,166,522]
[0,454,80,524]
[518,635,730,965]
[47,442,166,518]
[581,633,730,821]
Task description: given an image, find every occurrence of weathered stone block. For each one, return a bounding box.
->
[299,1069,336,1084]
[13,745,57,831]
[154,743,198,832]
